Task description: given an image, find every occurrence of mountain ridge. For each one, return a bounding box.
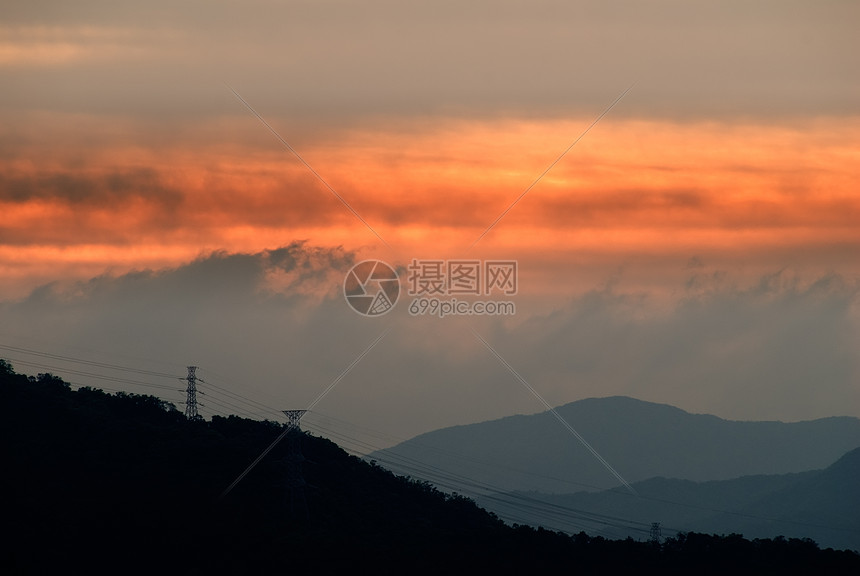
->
[4,360,860,573]
[370,395,860,493]
[480,447,860,551]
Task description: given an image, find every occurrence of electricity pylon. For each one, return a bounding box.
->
[283,410,308,518]
[650,522,662,544]
[184,366,203,420]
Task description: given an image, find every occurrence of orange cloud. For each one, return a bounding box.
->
[1,114,858,298]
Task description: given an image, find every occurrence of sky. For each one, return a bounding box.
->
[1,1,858,452]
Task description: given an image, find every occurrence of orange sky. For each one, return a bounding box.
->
[1,114,858,298]
[2,1,857,300]
[1,1,859,430]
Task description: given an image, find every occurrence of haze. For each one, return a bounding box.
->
[1,0,858,451]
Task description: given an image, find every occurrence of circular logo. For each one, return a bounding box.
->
[343,260,400,316]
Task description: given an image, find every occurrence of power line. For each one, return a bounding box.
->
[5,345,855,539]
[303,414,860,538]
[0,343,178,379]
[303,419,649,537]
[2,357,183,392]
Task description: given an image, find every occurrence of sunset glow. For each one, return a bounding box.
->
[2,0,858,432]
[2,115,857,298]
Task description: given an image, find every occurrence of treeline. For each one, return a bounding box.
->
[1,359,858,575]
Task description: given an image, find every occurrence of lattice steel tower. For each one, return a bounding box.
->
[184,366,200,419]
[283,409,308,517]
[650,522,662,544]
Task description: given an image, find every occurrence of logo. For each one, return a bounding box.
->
[343,260,400,316]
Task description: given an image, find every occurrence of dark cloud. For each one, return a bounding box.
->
[0,167,181,206]
[1,244,857,446]
[0,160,358,245]
[12,241,352,306]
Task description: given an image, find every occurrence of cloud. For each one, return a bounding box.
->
[0,1,857,120]
[0,25,167,68]
[0,1,857,450]
[2,117,857,251]
[14,241,353,306]
[1,244,857,448]
[0,167,179,205]
[498,268,860,423]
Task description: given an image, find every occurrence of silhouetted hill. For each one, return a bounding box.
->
[475,449,860,551]
[703,447,860,549]
[370,396,860,493]
[2,360,858,575]
[0,362,503,574]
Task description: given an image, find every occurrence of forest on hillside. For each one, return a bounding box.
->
[2,359,858,575]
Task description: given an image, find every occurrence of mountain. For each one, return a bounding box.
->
[702,447,860,550]
[369,396,860,493]
[4,361,859,574]
[477,448,860,551]
[0,364,506,574]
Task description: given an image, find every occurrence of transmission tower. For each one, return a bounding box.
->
[184,366,201,419]
[650,522,662,544]
[283,409,308,517]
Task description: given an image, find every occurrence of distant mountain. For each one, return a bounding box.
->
[4,361,860,573]
[369,396,860,493]
[477,448,860,551]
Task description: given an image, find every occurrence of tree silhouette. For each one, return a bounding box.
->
[1,358,858,575]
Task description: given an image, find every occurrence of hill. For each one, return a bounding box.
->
[2,359,858,574]
[369,396,860,493]
[476,448,860,551]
